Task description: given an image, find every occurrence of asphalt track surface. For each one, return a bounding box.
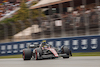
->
[0,56,100,67]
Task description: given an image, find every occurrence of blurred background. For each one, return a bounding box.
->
[0,0,100,43]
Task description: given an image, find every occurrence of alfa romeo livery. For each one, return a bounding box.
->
[22,40,72,60]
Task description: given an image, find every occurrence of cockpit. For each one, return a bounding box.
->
[39,40,53,49]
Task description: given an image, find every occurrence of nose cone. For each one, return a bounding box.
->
[47,48,58,57]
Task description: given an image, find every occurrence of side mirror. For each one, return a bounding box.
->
[29,45,37,48]
[29,44,39,48]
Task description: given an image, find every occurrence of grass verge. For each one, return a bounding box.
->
[0,54,22,59]
[72,52,100,56]
[0,52,100,59]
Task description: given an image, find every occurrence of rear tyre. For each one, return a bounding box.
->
[34,48,43,60]
[34,50,39,60]
[23,49,32,60]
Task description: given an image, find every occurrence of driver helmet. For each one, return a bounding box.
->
[42,42,46,46]
[42,40,46,45]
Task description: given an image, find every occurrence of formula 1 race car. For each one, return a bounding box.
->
[22,40,72,60]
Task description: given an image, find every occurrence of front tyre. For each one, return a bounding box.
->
[63,55,69,58]
[61,46,71,58]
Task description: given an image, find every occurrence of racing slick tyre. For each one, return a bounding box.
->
[23,49,32,60]
[63,55,69,58]
[34,48,43,60]
[61,46,72,58]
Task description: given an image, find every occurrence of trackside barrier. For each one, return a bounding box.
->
[0,35,100,56]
